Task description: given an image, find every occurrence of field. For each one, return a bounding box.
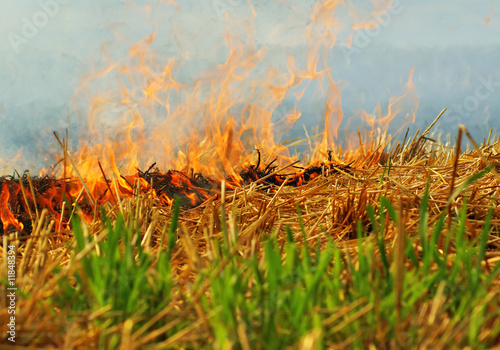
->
[1,124,500,349]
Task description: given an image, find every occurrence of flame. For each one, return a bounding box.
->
[484,0,495,26]
[71,3,415,177]
[361,66,418,136]
[1,1,421,231]
[66,0,419,195]
[0,183,24,232]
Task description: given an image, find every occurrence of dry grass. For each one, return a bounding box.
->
[1,122,500,348]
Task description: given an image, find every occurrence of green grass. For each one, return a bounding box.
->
[49,184,500,349]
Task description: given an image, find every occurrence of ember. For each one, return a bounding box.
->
[0,148,361,235]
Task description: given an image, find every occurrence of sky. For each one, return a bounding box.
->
[0,0,499,173]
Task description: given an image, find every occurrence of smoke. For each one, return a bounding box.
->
[0,0,498,174]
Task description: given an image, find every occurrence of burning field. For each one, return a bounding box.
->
[1,1,500,349]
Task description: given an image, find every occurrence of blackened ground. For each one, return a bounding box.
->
[1,158,353,235]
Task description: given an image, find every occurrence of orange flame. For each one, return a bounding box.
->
[484,0,495,26]
[3,0,420,226]
[65,1,418,186]
[0,183,24,232]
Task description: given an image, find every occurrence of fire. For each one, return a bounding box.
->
[0,183,24,233]
[1,1,421,233]
[72,2,412,180]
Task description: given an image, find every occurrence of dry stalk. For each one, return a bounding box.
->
[54,131,97,213]
[27,172,39,220]
[15,170,34,228]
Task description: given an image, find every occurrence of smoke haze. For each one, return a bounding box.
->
[0,0,498,173]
